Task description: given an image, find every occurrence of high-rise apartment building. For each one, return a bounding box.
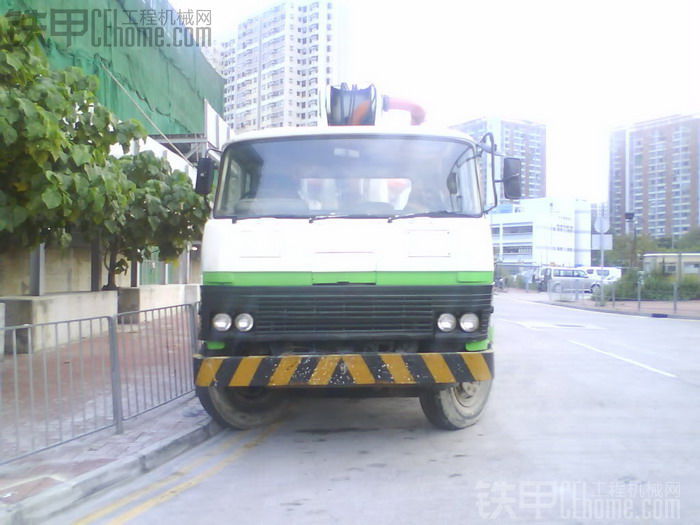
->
[201,39,225,75]
[220,1,344,132]
[609,115,700,238]
[452,118,547,199]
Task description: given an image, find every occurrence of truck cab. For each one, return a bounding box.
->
[192,89,521,430]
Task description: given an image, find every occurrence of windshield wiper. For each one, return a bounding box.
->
[231,215,308,223]
[309,214,383,223]
[388,210,463,222]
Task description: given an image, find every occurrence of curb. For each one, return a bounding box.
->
[1,419,222,524]
[542,300,700,320]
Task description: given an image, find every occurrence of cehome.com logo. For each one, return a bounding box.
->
[7,8,212,48]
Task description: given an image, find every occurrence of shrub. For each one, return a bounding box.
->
[679,275,700,300]
[641,271,674,300]
[613,271,640,301]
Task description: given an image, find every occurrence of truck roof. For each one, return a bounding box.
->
[221,125,479,149]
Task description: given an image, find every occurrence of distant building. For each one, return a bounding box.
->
[220,1,346,132]
[201,39,225,75]
[491,198,591,270]
[609,115,700,238]
[643,253,700,277]
[452,118,547,199]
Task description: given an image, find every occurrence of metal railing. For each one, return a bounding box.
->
[0,303,197,465]
[545,279,700,317]
[546,278,590,302]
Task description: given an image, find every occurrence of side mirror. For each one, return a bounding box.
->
[502,157,522,200]
[195,157,214,195]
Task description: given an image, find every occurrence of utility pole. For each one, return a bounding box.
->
[625,212,636,268]
[594,204,609,268]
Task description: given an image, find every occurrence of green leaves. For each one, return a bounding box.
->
[41,187,62,209]
[71,145,91,166]
[0,13,207,286]
[0,116,17,143]
[89,151,208,285]
[0,13,145,250]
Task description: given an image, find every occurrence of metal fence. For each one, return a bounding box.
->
[544,279,700,317]
[0,303,198,465]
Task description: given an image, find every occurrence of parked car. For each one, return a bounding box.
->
[536,266,592,292]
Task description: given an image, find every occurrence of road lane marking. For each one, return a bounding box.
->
[515,321,603,330]
[105,422,282,524]
[568,340,677,378]
[74,431,252,525]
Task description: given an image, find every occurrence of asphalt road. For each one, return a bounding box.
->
[63,294,699,524]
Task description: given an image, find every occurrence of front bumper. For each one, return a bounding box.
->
[193,351,494,388]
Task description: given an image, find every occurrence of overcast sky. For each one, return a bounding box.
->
[172,0,700,203]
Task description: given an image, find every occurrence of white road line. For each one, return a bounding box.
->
[568,340,677,378]
[507,297,635,318]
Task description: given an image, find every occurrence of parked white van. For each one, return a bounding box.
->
[536,266,592,292]
[581,267,622,291]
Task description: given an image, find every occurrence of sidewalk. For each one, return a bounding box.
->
[501,288,700,320]
[0,393,220,524]
[1,307,195,465]
[0,306,221,523]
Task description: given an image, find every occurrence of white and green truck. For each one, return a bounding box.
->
[192,86,521,430]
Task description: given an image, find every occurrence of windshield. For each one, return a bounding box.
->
[214,135,481,219]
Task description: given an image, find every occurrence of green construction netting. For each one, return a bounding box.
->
[1,0,224,134]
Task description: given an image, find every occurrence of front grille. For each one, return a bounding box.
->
[201,285,492,339]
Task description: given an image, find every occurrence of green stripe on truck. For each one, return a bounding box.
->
[202,271,494,286]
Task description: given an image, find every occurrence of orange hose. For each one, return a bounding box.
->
[349,100,372,125]
[384,97,426,125]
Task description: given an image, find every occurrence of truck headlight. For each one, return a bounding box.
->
[212,313,232,331]
[234,313,254,332]
[437,313,457,332]
[459,313,480,332]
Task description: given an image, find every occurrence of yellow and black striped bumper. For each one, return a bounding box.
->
[193,352,493,388]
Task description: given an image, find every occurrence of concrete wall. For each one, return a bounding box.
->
[45,246,92,293]
[1,291,117,353]
[0,246,94,295]
[1,246,140,296]
[118,284,200,313]
[1,284,203,353]
[0,250,31,296]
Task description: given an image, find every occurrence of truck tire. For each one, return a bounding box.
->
[419,380,492,430]
[196,385,289,430]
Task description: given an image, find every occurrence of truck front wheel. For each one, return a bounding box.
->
[419,380,492,430]
[196,385,289,430]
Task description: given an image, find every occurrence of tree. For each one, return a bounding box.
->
[677,227,700,252]
[1,13,208,291]
[0,13,145,248]
[93,152,208,289]
[606,234,659,268]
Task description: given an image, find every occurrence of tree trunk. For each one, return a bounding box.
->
[105,250,118,290]
[130,250,138,287]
